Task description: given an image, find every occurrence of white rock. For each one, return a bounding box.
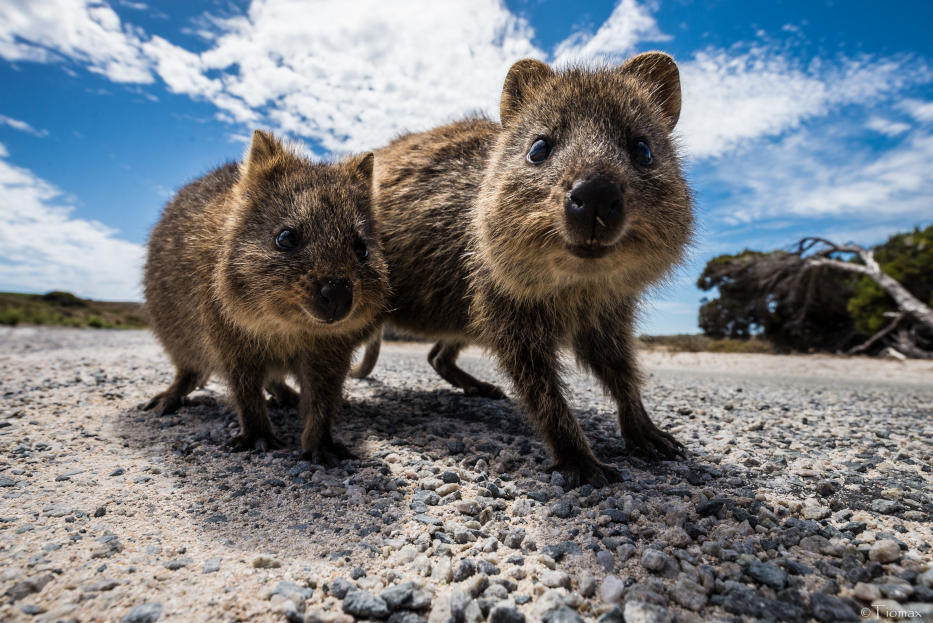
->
[869,539,901,563]
[537,554,557,570]
[436,483,459,496]
[540,570,571,589]
[802,505,830,520]
[624,600,674,623]
[431,557,452,583]
[851,582,881,602]
[533,588,568,616]
[511,499,531,516]
[598,574,625,604]
[577,571,596,597]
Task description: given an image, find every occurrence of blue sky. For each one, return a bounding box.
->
[1,0,931,334]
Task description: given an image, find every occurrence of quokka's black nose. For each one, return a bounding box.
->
[565,178,624,244]
[313,278,353,322]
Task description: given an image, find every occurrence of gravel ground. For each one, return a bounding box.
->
[1,327,931,623]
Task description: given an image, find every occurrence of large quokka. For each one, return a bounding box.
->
[354,52,693,486]
[144,130,388,463]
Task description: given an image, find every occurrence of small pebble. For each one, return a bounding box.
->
[869,539,901,563]
[540,570,571,589]
[453,558,476,582]
[342,590,389,618]
[598,575,625,604]
[624,600,674,623]
[121,602,162,623]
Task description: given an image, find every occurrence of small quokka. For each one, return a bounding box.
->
[143,130,388,463]
[352,52,693,486]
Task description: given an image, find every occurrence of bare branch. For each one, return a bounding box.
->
[846,313,908,355]
[803,256,872,276]
[796,237,875,265]
[892,327,933,360]
[797,237,837,252]
[879,346,908,361]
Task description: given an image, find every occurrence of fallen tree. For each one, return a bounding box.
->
[793,237,933,358]
[697,226,933,358]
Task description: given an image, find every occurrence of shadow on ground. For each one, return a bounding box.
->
[110,379,702,562]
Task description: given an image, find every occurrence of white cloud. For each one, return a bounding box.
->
[677,48,928,159]
[140,35,221,99]
[900,98,933,123]
[189,0,543,152]
[0,0,152,83]
[705,126,933,224]
[552,0,669,67]
[865,116,911,136]
[0,114,48,137]
[0,142,144,300]
[130,2,926,161]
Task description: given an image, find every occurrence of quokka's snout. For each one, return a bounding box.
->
[310,277,353,323]
[564,176,625,256]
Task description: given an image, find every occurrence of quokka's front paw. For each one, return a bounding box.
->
[621,401,687,460]
[548,453,621,489]
[623,421,686,460]
[142,392,184,416]
[302,438,356,468]
[227,432,283,453]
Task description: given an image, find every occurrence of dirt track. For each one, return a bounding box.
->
[1,328,931,622]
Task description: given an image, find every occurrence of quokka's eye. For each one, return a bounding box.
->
[275,227,299,251]
[354,238,369,261]
[526,138,551,164]
[632,139,653,166]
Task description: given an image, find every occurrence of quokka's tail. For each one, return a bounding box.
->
[349,327,382,378]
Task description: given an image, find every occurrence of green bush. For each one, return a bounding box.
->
[87,316,106,328]
[0,309,22,326]
[640,334,776,354]
[0,291,145,329]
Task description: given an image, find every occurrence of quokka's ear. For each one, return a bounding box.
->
[242,129,284,177]
[620,51,681,131]
[500,58,554,127]
[347,152,374,182]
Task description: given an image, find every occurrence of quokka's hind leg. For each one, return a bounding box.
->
[348,328,382,379]
[266,379,299,409]
[428,340,507,400]
[143,368,199,415]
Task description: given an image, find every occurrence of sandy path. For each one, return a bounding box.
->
[1,328,931,622]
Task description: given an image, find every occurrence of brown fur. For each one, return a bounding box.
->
[362,52,693,486]
[143,130,389,463]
